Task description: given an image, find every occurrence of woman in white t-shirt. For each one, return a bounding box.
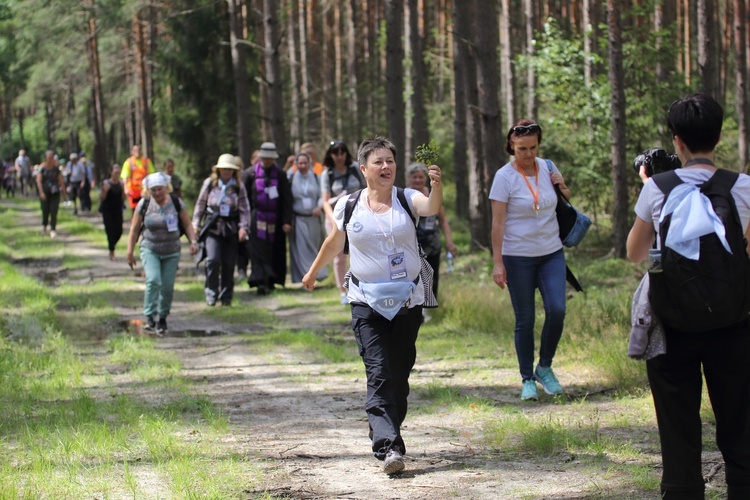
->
[302,136,443,476]
[489,120,571,402]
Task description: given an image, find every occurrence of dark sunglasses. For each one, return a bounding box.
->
[513,124,541,135]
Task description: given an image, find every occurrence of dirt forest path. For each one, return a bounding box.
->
[6,199,668,499]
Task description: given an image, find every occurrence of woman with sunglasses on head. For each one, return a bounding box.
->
[489,120,571,401]
[321,140,366,304]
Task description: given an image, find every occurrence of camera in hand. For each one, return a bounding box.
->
[632,148,681,177]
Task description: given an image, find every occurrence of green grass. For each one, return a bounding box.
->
[0,199,265,497]
[0,196,713,497]
[253,328,359,363]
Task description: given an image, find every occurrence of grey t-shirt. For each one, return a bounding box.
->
[635,168,750,233]
[137,196,185,255]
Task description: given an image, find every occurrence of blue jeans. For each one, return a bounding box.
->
[504,248,566,381]
[140,247,181,319]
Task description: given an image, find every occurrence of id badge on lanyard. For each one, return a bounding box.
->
[389,252,407,280]
[165,213,179,232]
[220,204,230,217]
[266,185,279,200]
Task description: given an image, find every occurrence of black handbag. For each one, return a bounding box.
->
[544,161,589,293]
[545,160,591,247]
[554,186,591,247]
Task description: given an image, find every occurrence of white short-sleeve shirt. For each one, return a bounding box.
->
[333,187,425,306]
[488,157,564,257]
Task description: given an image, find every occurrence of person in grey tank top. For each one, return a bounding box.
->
[126,172,198,334]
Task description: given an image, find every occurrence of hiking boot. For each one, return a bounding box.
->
[156,318,168,334]
[521,379,539,401]
[534,365,563,395]
[144,316,156,331]
[383,448,405,475]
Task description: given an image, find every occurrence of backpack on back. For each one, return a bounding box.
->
[649,169,750,332]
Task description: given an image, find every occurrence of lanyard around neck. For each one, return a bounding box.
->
[516,161,540,212]
[366,189,396,251]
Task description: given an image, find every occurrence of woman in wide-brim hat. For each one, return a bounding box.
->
[192,153,250,306]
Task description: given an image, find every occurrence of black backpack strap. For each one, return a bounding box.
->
[702,168,742,227]
[651,170,683,199]
[139,196,151,216]
[702,168,739,195]
[343,189,363,255]
[395,187,417,225]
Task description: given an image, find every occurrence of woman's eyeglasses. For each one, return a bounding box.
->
[513,124,541,135]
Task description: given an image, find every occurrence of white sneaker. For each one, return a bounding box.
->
[49,230,57,239]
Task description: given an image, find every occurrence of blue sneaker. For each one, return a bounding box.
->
[535,365,563,395]
[520,379,538,401]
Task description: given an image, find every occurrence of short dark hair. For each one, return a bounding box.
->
[357,136,397,167]
[667,93,723,153]
[505,120,543,156]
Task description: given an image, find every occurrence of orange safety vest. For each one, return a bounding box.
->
[125,156,152,196]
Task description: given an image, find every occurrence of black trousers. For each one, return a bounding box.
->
[204,233,239,304]
[351,303,423,460]
[101,209,123,252]
[40,193,61,230]
[646,320,750,499]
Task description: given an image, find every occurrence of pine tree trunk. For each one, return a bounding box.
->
[698,0,721,101]
[17,108,25,149]
[263,0,288,154]
[83,0,108,183]
[607,0,629,259]
[298,0,309,141]
[500,0,515,131]
[134,9,154,162]
[385,0,406,184]
[286,0,300,150]
[345,0,360,145]
[524,0,536,118]
[452,0,470,220]
[228,0,253,165]
[408,0,430,155]
[734,0,749,170]
[474,0,502,249]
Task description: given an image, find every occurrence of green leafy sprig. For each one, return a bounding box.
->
[414,140,440,165]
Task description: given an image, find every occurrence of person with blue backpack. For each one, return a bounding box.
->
[301,136,442,476]
[627,93,750,499]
